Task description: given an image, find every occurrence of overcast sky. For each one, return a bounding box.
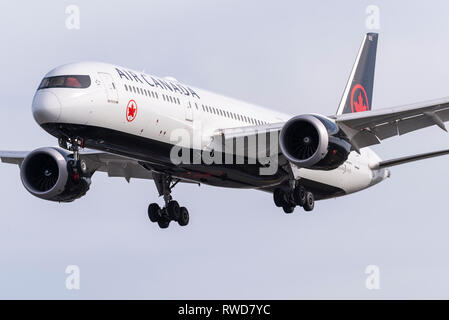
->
[1,0,449,299]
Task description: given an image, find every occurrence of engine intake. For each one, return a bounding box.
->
[279,115,351,170]
[20,147,90,202]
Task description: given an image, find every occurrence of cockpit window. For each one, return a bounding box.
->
[38,75,91,89]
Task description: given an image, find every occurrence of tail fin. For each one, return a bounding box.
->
[336,33,378,115]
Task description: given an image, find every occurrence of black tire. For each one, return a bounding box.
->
[303,192,315,212]
[157,219,170,229]
[167,200,181,221]
[148,203,161,222]
[293,186,306,207]
[274,188,287,207]
[282,205,295,214]
[178,207,189,226]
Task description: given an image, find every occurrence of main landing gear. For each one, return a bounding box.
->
[273,185,315,214]
[147,172,189,229]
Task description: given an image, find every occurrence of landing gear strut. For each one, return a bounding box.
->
[273,184,315,213]
[59,136,88,181]
[147,172,189,229]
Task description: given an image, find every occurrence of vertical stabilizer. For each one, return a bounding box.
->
[336,33,378,115]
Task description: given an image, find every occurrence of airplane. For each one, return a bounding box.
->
[2,32,449,229]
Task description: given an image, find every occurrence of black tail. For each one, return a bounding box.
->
[336,33,378,115]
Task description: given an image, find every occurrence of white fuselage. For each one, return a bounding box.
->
[31,62,389,198]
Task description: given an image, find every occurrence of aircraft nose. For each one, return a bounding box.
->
[32,91,61,124]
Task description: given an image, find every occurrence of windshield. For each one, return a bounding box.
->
[38,75,91,89]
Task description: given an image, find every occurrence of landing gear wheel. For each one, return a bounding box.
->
[282,205,295,214]
[157,218,170,229]
[303,192,315,212]
[167,200,180,221]
[150,172,192,229]
[178,207,190,226]
[293,186,307,207]
[274,188,288,207]
[78,159,88,174]
[148,203,161,222]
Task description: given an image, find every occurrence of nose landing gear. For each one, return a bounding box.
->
[147,172,190,229]
[59,136,89,182]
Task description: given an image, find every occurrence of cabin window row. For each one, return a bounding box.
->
[124,83,268,125]
[162,94,181,105]
[124,84,159,100]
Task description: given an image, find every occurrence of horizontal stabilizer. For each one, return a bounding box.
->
[371,148,449,169]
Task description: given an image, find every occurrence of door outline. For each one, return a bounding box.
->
[98,72,119,104]
[185,101,193,121]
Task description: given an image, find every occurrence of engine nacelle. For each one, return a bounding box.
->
[20,147,91,202]
[279,114,351,170]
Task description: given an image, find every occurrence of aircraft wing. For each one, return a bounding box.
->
[214,97,449,171]
[213,123,284,156]
[0,151,29,165]
[334,97,449,150]
[0,150,153,181]
[216,97,449,152]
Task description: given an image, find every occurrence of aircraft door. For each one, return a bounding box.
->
[185,101,193,121]
[98,72,119,104]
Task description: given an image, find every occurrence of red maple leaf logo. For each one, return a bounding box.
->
[128,104,136,117]
[350,84,369,113]
[354,92,368,112]
[126,100,137,122]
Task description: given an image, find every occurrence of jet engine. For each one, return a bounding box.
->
[20,147,91,202]
[279,114,351,170]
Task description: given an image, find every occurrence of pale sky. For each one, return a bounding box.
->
[1,0,449,298]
